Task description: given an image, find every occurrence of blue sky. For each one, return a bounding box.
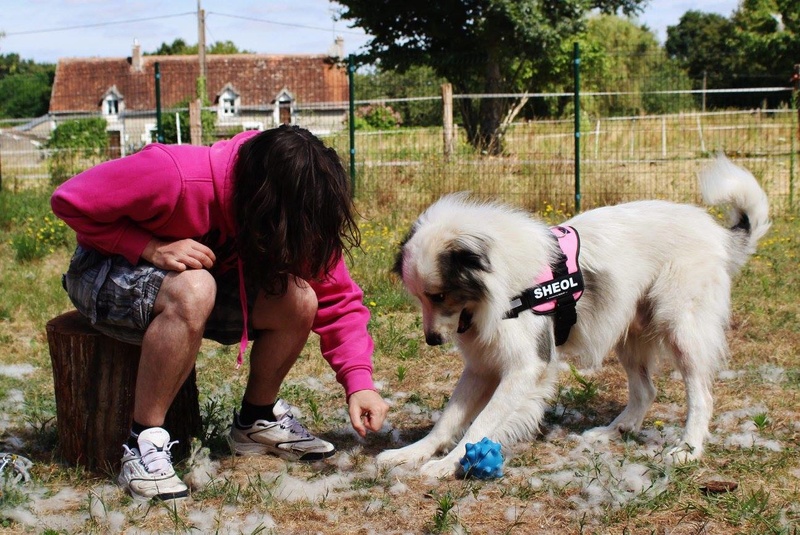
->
[0,0,741,64]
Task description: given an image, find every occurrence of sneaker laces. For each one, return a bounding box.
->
[277,413,312,439]
[140,440,178,475]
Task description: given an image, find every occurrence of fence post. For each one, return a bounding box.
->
[793,64,800,144]
[791,64,798,212]
[189,99,202,145]
[696,114,705,154]
[348,54,356,197]
[573,42,582,213]
[155,62,164,143]
[442,83,454,160]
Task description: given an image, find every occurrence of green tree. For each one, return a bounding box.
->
[354,65,446,127]
[0,71,53,118]
[208,40,251,54]
[667,2,799,108]
[731,0,799,80]
[45,117,109,186]
[0,53,55,118]
[147,39,253,55]
[336,0,647,153]
[148,38,196,55]
[666,10,739,103]
[577,15,693,116]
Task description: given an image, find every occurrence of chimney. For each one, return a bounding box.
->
[327,36,344,59]
[131,39,143,72]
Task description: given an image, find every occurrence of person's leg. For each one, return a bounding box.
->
[244,276,318,405]
[66,253,217,500]
[133,269,217,427]
[120,269,217,501]
[228,277,335,461]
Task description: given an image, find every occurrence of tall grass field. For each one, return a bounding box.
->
[0,146,798,533]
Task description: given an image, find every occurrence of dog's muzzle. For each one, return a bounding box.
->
[425,332,444,346]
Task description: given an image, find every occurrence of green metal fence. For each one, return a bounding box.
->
[344,46,798,219]
[1,46,796,219]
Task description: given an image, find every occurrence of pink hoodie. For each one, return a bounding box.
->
[51,130,376,396]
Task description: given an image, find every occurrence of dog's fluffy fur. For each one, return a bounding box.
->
[376,155,770,478]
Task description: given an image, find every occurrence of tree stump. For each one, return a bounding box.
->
[46,310,202,473]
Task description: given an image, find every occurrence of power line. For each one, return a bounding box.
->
[3,10,368,39]
[3,12,195,36]
[207,11,367,36]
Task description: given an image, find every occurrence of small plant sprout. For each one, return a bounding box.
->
[396,364,408,382]
[752,412,769,431]
[307,397,323,426]
[428,490,458,534]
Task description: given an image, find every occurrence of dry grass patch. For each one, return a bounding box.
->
[0,183,797,533]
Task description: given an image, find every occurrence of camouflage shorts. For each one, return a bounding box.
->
[62,246,255,346]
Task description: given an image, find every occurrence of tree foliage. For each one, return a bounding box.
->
[0,53,55,118]
[45,118,109,186]
[731,0,799,81]
[577,15,693,116]
[336,0,647,153]
[354,65,445,127]
[146,39,253,55]
[666,0,799,107]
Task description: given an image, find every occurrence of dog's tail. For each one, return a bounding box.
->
[699,153,771,272]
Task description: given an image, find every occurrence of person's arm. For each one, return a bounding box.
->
[348,389,389,437]
[141,237,216,271]
[50,145,183,264]
[310,258,388,435]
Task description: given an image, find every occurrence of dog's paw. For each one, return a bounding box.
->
[376,446,431,469]
[666,443,702,464]
[582,425,618,442]
[419,458,460,479]
[584,420,640,441]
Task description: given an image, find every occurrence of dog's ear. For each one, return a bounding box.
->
[446,235,492,273]
[393,224,418,277]
[392,249,405,277]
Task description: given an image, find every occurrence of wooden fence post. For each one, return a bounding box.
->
[190,98,203,146]
[442,83,454,160]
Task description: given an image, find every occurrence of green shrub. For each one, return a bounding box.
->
[10,214,72,262]
[45,117,109,186]
[355,104,403,130]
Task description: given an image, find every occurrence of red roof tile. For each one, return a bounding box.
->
[50,54,348,113]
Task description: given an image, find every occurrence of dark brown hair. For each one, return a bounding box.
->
[233,125,360,295]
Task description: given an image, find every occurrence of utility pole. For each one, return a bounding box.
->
[197,0,206,82]
[193,0,206,145]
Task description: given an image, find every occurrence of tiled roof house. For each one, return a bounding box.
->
[47,41,349,152]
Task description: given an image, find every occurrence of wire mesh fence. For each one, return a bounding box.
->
[1,47,797,218]
[344,46,798,218]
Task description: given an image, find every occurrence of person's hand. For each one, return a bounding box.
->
[348,389,389,438]
[141,238,216,271]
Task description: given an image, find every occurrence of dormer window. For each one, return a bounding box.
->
[216,84,240,120]
[102,86,124,116]
[273,88,294,125]
[106,97,119,115]
[222,94,235,115]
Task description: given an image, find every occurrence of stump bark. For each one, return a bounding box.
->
[46,310,201,473]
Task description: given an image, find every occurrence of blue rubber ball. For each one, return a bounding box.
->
[459,437,503,479]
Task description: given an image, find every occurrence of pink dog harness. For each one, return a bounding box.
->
[505,225,584,345]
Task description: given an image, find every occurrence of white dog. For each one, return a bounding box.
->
[377,155,770,478]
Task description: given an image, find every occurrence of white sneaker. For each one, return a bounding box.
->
[228,399,336,461]
[118,427,189,501]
